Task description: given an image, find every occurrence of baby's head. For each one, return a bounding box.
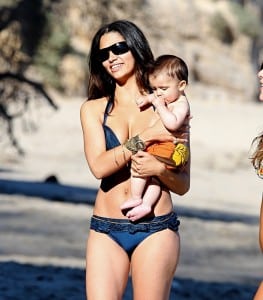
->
[148,55,188,103]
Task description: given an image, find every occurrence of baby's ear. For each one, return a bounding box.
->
[178,80,187,92]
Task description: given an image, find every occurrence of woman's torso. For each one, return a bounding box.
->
[92,97,173,218]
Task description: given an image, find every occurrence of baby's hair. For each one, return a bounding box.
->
[149,54,188,84]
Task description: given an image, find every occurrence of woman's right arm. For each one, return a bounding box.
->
[80,100,131,179]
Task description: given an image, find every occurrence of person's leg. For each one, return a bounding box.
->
[126,180,161,221]
[120,176,147,211]
[131,229,180,300]
[254,281,263,300]
[86,230,130,300]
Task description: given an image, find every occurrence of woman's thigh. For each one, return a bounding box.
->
[131,229,180,300]
[86,230,130,300]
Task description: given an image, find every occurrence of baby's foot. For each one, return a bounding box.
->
[126,203,152,222]
[120,198,142,211]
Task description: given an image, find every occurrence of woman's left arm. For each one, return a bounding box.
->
[159,157,190,195]
[130,115,190,195]
[131,151,190,195]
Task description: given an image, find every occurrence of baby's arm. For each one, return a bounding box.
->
[136,93,156,108]
[153,97,189,132]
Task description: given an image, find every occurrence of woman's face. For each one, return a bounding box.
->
[258,63,263,101]
[99,32,136,83]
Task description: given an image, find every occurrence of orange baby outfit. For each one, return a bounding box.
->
[146,141,189,168]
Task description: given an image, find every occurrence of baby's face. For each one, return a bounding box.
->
[149,72,181,104]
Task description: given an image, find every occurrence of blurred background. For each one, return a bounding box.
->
[0,0,263,155]
[0,0,263,156]
[0,1,263,299]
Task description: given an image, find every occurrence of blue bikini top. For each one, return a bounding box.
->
[101,100,130,192]
[103,101,121,150]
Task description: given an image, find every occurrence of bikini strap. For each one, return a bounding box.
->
[103,100,113,125]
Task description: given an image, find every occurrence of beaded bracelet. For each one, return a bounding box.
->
[124,135,146,154]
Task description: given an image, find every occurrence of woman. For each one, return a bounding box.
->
[251,62,263,300]
[80,20,190,299]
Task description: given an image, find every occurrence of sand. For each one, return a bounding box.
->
[0,94,262,299]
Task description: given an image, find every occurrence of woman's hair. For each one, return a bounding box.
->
[87,20,154,101]
[251,132,263,177]
[148,54,188,84]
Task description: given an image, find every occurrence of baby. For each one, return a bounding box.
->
[121,54,190,221]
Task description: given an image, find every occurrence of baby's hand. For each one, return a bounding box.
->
[136,94,154,108]
[151,95,166,108]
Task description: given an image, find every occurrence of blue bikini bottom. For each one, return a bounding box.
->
[90,211,180,257]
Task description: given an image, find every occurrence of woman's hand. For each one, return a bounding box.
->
[131,150,190,195]
[131,151,165,177]
[133,114,192,195]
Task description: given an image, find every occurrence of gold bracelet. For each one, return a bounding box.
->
[113,148,119,166]
[122,144,129,167]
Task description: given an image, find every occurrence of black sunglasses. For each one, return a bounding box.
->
[97,41,130,62]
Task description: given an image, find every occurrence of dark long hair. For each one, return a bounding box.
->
[87,20,154,101]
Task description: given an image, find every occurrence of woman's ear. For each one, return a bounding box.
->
[178,80,187,92]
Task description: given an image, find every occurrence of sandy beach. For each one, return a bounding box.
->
[0,94,262,299]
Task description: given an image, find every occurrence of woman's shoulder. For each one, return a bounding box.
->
[80,97,107,115]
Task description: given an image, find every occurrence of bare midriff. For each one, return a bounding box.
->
[93,178,173,218]
[91,96,174,219]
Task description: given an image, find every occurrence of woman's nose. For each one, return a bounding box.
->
[108,51,117,61]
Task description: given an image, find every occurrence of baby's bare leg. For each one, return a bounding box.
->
[127,180,161,222]
[120,176,146,211]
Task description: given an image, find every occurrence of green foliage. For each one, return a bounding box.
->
[210,12,235,44]
[34,12,70,90]
[230,2,261,39]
